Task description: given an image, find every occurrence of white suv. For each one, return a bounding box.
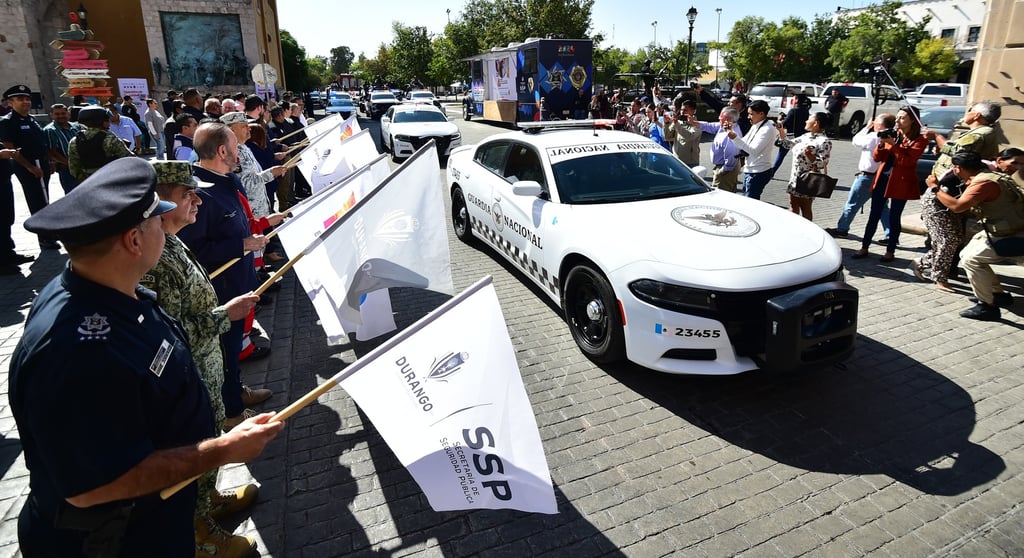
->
[748,82,825,116]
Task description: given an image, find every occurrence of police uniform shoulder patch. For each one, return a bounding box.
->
[77,312,111,340]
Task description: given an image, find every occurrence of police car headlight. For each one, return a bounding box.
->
[396,134,413,142]
[629,279,717,311]
[452,132,462,141]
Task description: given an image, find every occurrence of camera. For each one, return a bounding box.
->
[876,128,897,139]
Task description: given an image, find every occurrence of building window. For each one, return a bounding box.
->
[967,26,981,44]
[940,28,956,43]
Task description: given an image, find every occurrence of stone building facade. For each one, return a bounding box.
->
[0,0,284,109]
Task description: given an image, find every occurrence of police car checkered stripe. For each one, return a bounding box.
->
[470,216,559,296]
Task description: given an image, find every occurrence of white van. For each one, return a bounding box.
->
[747,82,825,116]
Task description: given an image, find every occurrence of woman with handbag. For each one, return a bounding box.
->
[776,111,832,220]
[853,106,928,262]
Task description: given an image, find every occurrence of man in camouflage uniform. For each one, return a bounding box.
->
[140,160,264,558]
[67,105,134,182]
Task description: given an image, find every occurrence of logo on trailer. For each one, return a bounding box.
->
[569,66,587,89]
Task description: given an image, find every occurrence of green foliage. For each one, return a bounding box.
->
[280,30,309,92]
[306,56,333,88]
[390,23,433,86]
[826,1,931,81]
[722,17,778,85]
[427,34,461,89]
[329,46,354,75]
[906,38,959,82]
[593,46,631,88]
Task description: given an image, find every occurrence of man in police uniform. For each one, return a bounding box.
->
[0,85,55,249]
[0,147,34,273]
[68,105,134,182]
[10,157,283,557]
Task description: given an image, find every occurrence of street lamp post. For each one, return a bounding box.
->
[446,8,451,24]
[651,20,658,47]
[715,8,722,87]
[684,7,698,84]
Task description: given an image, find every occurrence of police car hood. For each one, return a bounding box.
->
[572,190,831,272]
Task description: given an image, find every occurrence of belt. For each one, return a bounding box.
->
[855,171,873,176]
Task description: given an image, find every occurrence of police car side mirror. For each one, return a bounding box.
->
[512,180,544,197]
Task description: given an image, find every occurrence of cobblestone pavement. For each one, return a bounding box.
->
[0,120,1022,557]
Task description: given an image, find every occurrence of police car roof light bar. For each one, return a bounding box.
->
[517,119,617,134]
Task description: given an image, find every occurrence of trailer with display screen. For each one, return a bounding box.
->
[462,38,593,124]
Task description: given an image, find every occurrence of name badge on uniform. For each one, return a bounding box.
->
[20,125,30,130]
[149,339,173,377]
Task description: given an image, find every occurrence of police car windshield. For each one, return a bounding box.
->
[393,110,447,123]
[551,151,710,204]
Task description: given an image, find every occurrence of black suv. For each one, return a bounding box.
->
[362,90,400,119]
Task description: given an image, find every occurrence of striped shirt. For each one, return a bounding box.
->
[43,121,81,159]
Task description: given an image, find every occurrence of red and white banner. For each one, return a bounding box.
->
[338,277,556,513]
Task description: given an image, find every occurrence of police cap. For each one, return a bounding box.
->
[3,85,31,99]
[25,158,176,245]
[77,104,111,127]
[219,111,247,126]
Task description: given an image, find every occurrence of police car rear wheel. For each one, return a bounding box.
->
[451,187,474,243]
[564,265,625,363]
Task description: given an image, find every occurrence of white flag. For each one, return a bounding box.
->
[296,119,375,195]
[279,145,453,342]
[277,155,395,342]
[338,277,557,513]
[302,113,346,141]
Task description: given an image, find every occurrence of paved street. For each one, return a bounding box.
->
[0,108,1022,557]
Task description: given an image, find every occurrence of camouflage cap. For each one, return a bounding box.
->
[150,160,213,189]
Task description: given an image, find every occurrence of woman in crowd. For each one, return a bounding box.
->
[776,111,833,220]
[853,106,927,262]
[246,123,284,212]
[770,93,812,178]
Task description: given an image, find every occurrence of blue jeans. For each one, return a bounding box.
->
[54,166,79,194]
[862,176,906,253]
[771,147,789,177]
[743,170,772,199]
[152,133,166,160]
[837,173,889,235]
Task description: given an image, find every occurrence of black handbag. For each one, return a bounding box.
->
[792,171,838,198]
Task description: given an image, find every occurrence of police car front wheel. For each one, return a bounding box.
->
[563,265,625,363]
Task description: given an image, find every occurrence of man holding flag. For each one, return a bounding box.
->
[177,122,273,430]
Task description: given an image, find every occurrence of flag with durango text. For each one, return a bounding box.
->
[337,276,557,513]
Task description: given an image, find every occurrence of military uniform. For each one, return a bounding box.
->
[68,127,134,182]
[177,165,257,419]
[10,158,216,557]
[140,232,228,520]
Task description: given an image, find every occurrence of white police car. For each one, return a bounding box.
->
[446,121,857,375]
[381,103,461,164]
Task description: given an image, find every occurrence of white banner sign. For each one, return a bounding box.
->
[117,78,149,100]
[338,277,556,513]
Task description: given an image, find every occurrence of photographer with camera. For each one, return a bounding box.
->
[914,102,1003,292]
[852,106,927,262]
[770,93,813,179]
[932,151,1024,321]
[725,100,779,200]
[826,114,896,240]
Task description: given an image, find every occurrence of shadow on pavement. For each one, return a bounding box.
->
[603,334,1004,497]
[0,435,20,479]
[288,287,623,556]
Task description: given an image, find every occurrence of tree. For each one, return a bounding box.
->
[329,46,355,75]
[428,34,461,91]
[306,56,333,88]
[390,23,433,87]
[459,0,594,50]
[905,38,959,82]
[826,1,931,81]
[592,45,631,90]
[280,30,309,92]
[721,17,779,85]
